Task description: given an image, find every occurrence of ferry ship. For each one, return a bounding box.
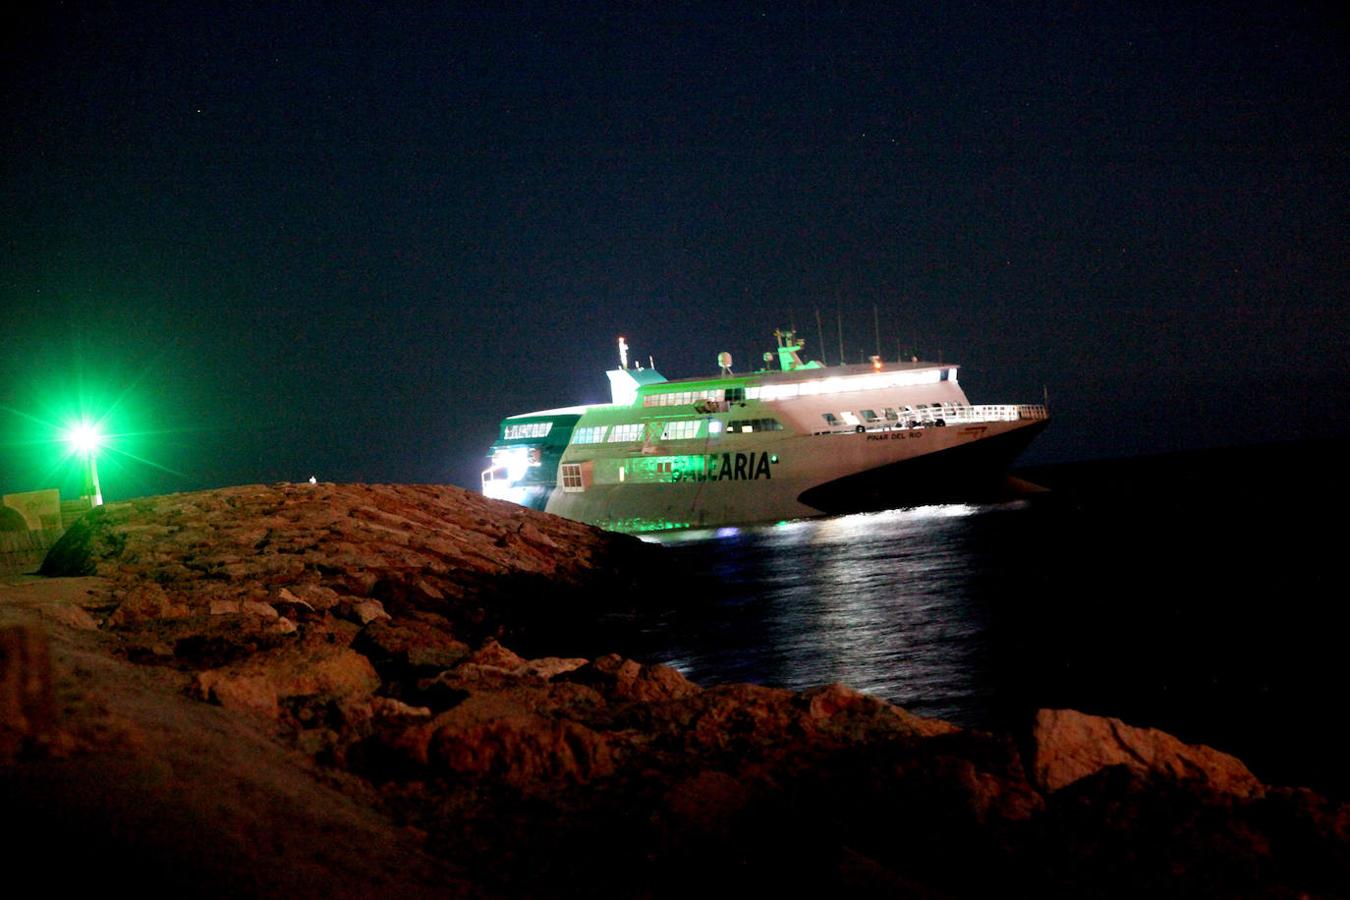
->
[482,331,1048,533]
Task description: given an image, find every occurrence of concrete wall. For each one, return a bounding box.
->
[2,489,62,531]
[0,489,73,575]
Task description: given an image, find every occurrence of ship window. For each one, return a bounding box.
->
[660,420,701,440]
[727,418,784,433]
[571,426,608,444]
[503,422,553,440]
[608,423,644,442]
[884,408,899,421]
[726,387,746,403]
[861,409,879,422]
[821,413,839,427]
[643,388,728,407]
[561,464,584,492]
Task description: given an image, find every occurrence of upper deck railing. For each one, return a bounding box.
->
[959,404,1049,423]
[813,403,1048,436]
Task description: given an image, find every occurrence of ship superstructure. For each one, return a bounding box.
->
[482,331,1048,533]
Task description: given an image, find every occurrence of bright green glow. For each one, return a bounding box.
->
[608,517,691,534]
[2,365,188,503]
[64,420,104,455]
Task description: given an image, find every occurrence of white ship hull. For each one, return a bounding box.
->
[482,333,1048,534]
[544,415,1046,532]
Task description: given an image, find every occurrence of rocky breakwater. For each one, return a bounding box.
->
[4,482,1347,898]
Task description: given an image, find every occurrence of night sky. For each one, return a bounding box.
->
[3,2,1346,501]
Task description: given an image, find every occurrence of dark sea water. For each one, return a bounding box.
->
[589,440,1347,800]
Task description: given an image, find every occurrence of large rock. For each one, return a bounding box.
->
[39,484,662,629]
[799,682,957,741]
[0,625,58,758]
[562,652,702,703]
[1030,707,1264,797]
[105,582,189,626]
[352,617,471,678]
[428,713,616,788]
[192,636,381,718]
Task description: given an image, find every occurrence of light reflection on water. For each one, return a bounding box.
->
[640,503,1013,724]
[604,447,1347,799]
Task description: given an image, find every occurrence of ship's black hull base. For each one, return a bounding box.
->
[797,421,1049,515]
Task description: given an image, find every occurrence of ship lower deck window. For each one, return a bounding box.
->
[727,418,784,433]
[561,464,584,492]
[660,420,702,440]
[822,412,861,429]
[861,409,879,422]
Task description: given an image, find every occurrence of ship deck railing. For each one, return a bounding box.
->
[811,403,1049,436]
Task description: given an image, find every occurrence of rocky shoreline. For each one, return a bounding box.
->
[2,482,1345,897]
